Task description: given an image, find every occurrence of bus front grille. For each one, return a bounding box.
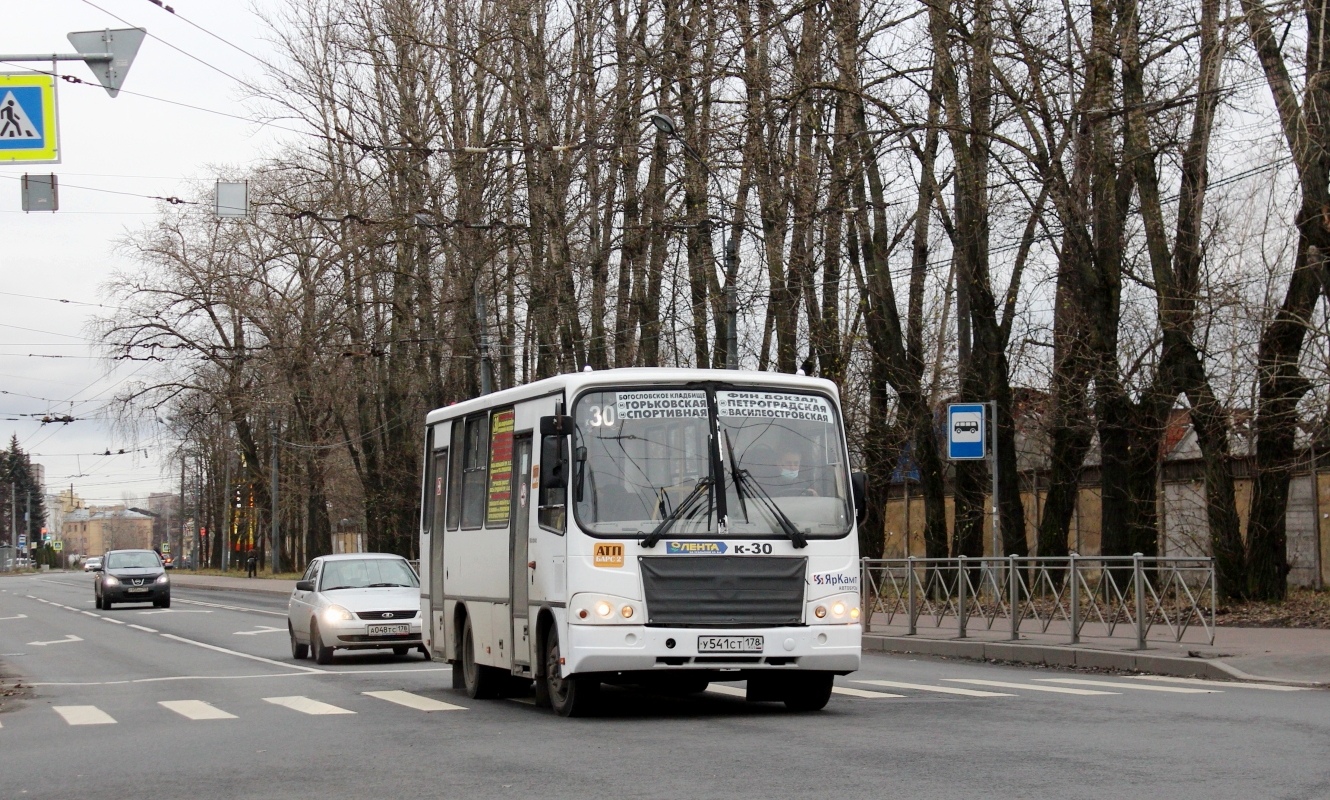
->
[638,555,807,627]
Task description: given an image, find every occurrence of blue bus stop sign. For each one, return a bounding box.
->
[947,403,987,460]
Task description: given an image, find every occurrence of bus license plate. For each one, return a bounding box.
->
[367,624,409,636]
[697,635,763,654]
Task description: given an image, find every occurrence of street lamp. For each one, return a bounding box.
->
[651,111,740,370]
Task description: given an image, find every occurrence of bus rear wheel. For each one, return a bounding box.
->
[461,615,501,699]
[544,628,597,717]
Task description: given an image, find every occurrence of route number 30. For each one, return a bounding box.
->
[587,405,618,427]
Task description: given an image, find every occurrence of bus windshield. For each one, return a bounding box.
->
[572,387,852,539]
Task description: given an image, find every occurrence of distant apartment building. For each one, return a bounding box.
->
[63,506,154,556]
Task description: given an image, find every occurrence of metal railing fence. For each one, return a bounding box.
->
[861,555,1216,649]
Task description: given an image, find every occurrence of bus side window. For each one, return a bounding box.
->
[538,434,567,534]
[461,415,488,529]
[446,422,465,530]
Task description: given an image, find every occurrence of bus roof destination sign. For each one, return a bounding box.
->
[947,403,986,460]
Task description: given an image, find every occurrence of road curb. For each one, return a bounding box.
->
[862,634,1326,686]
[168,576,294,597]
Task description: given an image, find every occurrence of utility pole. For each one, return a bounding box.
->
[271,427,281,574]
[477,287,492,395]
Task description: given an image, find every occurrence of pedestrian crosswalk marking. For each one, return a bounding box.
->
[159,700,237,720]
[945,679,1119,696]
[857,680,1016,697]
[53,705,117,725]
[706,685,747,698]
[832,687,904,699]
[263,695,355,715]
[1127,676,1308,691]
[363,690,465,711]
[1035,678,1219,694]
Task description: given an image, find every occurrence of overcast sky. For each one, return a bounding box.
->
[1,1,287,506]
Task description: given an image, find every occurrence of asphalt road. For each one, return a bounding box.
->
[2,572,1328,800]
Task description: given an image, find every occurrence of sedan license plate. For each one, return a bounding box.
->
[697,635,763,654]
[366,623,409,636]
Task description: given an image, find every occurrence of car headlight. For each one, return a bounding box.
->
[809,592,859,625]
[155,574,169,584]
[323,604,355,624]
[569,593,642,625]
[103,575,120,586]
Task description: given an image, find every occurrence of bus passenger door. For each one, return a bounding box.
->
[429,448,448,656]
[510,435,533,671]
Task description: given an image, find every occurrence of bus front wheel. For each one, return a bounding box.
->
[544,628,598,717]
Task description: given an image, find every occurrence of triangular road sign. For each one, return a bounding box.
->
[0,91,40,139]
[68,28,146,98]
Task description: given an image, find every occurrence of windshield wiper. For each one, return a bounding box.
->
[322,585,357,591]
[723,431,749,524]
[731,468,808,548]
[641,476,713,548]
[367,582,409,587]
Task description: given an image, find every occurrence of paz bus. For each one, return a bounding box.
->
[418,368,864,716]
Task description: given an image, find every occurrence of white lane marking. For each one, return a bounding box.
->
[174,598,286,617]
[1035,678,1220,694]
[332,667,453,675]
[1126,676,1309,691]
[101,617,126,625]
[35,598,48,603]
[138,609,212,615]
[363,690,466,711]
[264,696,355,715]
[27,635,83,647]
[128,624,158,633]
[30,673,309,687]
[832,687,905,699]
[857,680,1016,697]
[234,626,285,636]
[945,679,1119,696]
[159,700,238,720]
[0,614,27,620]
[53,706,117,725]
[707,685,747,698]
[158,633,324,674]
[81,611,100,618]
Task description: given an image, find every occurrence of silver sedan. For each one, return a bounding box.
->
[287,553,427,665]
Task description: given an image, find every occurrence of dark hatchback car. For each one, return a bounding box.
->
[94,549,171,609]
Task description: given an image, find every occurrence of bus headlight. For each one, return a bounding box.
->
[809,593,859,625]
[571,593,642,625]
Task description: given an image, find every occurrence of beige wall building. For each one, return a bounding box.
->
[64,506,154,558]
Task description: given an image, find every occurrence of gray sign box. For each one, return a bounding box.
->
[21,173,58,211]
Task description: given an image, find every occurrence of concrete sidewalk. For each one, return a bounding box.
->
[863,623,1330,687]
[162,572,1330,688]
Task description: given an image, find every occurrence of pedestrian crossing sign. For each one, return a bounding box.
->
[0,73,59,163]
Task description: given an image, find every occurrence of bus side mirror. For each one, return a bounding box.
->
[540,415,574,437]
[851,471,867,526]
[541,435,568,491]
